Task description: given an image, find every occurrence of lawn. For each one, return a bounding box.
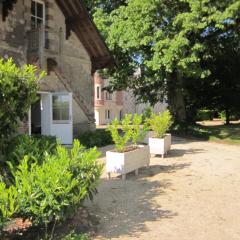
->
[172,122,240,145]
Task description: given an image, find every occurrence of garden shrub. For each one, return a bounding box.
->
[147,110,173,138]
[12,140,102,237]
[107,115,133,152]
[78,129,113,148]
[196,109,214,121]
[0,182,18,232]
[61,231,90,240]
[142,107,154,123]
[131,114,145,145]
[0,58,44,158]
[219,111,240,121]
[8,134,57,166]
[107,114,147,152]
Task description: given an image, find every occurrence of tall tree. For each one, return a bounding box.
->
[86,0,240,123]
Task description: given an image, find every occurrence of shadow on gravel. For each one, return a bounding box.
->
[86,178,178,239]
[167,148,206,158]
[84,161,191,239]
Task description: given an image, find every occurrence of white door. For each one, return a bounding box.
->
[51,93,73,145]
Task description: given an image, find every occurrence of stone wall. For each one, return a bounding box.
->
[0,0,95,135]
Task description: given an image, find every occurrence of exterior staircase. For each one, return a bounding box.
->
[54,69,95,123]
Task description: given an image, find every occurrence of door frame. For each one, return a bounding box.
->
[29,91,73,145]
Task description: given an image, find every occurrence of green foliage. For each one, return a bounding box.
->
[131,114,144,145]
[107,114,146,151]
[142,107,154,123]
[89,0,240,122]
[13,140,102,229]
[107,115,132,152]
[77,129,113,148]
[61,231,90,240]
[196,109,214,121]
[0,182,18,231]
[147,110,173,138]
[0,58,45,156]
[8,135,57,166]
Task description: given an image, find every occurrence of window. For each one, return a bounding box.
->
[119,110,123,120]
[96,86,101,100]
[106,91,112,100]
[31,0,45,28]
[52,95,70,122]
[105,110,111,120]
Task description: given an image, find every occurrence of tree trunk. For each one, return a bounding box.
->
[167,72,187,123]
[225,108,230,125]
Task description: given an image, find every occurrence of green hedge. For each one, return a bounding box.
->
[0,138,103,239]
[78,129,113,148]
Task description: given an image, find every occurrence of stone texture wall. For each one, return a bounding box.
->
[0,0,95,135]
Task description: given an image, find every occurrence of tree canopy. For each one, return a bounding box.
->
[85,0,240,123]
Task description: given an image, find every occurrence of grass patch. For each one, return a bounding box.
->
[172,123,240,145]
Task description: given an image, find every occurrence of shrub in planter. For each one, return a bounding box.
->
[12,140,102,239]
[106,114,150,180]
[147,110,173,157]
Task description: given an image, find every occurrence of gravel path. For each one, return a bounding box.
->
[86,137,240,240]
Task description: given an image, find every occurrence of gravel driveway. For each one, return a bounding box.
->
[86,137,240,240]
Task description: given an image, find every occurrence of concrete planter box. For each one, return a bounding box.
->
[149,133,171,158]
[140,131,154,144]
[106,145,150,180]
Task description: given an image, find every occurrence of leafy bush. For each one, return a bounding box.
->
[131,114,145,145]
[8,135,57,166]
[219,111,240,121]
[107,114,146,151]
[196,109,214,121]
[142,107,154,123]
[0,182,18,232]
[78,129,113,148]
[0,58,45,157]
[107,115,132,152]
[12,140,102,237]
[61,231,90,240]
[147,110,173,138]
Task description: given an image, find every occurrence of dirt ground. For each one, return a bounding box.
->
[85,137,240,240]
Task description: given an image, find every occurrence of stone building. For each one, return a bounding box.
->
[93,72,167,126]
[94,72,124,125]
[0,0,113,144]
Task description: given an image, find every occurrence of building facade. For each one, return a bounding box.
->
[94,72,124,125]
[123,90,168,115]
[0,0,112,144]
[94,73,167,125]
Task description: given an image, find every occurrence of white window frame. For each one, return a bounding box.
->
[52,93,71,124]
[105,109,111,120]
[31,0,46,28]
[96,85,101,100]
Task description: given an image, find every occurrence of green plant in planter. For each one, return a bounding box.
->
[147,110,173,138]
[107,115,132,152]
[131,114,146,145]
[142,107,154,123]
